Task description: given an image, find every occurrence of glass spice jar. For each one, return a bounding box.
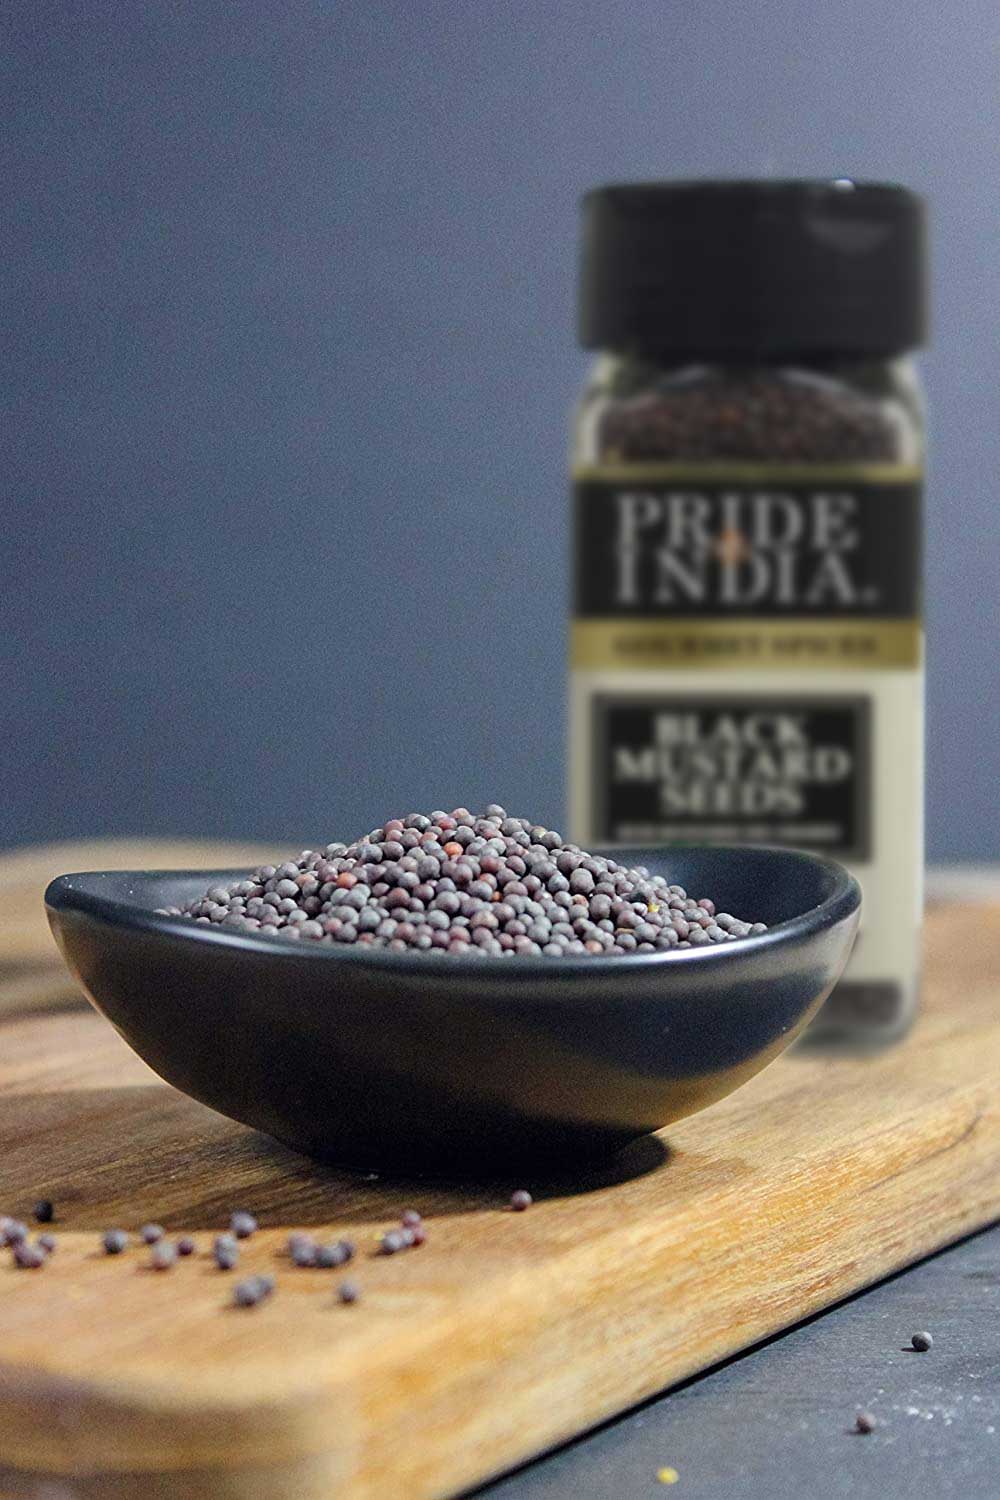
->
[568,180,927,1045]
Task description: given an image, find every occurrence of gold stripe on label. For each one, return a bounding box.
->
[571,618,922,670]
[572,462,922,485]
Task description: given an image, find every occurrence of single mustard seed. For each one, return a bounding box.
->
[855,1411,876,1434]
[33,1199,55,1224]
[315,1242,354,1269]
[151,1240,178,1271]
[13,1240,46,1269]
[102,1229,129,1255]
[338,1280,360,1304]
[3,1220,28,1246]
[400,1209,422,1228]
[291,1239,317,1267]
[176,1236,196,1257]
[510,1189,533,1212]
[37,1233,57,1254]
[233,1273,275,1307]
[911,1331,933,1352]
[230,1211,258,1240]
[234,1278,264,1307]
[140,1224,165,1245]
[380,1229,408,1255]
[213,1234,239,1270]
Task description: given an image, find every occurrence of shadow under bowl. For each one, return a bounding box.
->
[45,845,860,1173]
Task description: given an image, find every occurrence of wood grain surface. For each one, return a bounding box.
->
[0,842,997,1499]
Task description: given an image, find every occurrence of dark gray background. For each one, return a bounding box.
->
[4,1,998,857]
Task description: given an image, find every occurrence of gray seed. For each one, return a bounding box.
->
[314,1242,352,1268]
[13,1240,46,1269]
[214,1234,239,1270]
[234,1276,270,1307]
[177,812,765,960]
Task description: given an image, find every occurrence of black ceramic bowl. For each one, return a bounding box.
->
[46,846,859,1172]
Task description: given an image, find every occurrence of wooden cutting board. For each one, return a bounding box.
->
[0,841,998,1500]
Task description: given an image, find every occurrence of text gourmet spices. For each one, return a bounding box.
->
[569,180,927,1042]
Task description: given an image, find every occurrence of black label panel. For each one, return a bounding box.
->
[592,694,872,860]
[574,472,921,619]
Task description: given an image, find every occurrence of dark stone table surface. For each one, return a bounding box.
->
[476,1221,1000,1499]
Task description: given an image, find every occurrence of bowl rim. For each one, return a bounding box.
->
[45,844,861,980]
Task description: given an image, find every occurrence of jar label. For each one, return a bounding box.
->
[590,693,872,859]
[573,463,921,652]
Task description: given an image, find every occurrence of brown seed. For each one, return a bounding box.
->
[855,1411,876,1434]
[510,1189,533,1212]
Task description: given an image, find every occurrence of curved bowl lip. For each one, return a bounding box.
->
[45,844,861,988]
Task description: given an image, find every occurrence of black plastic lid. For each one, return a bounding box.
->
[578,179,927,358]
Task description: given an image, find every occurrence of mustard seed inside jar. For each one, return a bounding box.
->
[569,179,928,1044]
